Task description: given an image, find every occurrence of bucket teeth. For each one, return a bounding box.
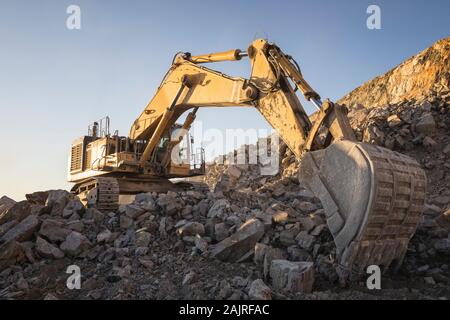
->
[299,141,426,282]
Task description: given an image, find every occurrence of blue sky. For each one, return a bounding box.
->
[0,0,449,200]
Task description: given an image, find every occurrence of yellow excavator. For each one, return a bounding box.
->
[68,39,426,276]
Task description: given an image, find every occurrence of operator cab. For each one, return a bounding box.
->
[67,116,205,183]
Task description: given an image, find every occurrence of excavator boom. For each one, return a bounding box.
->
[68,39,426,281]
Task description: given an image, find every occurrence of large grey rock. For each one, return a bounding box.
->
[0,241,26,271]
[39,219,71,243]
[135,231,152,247]
[0,220,18,238]
[125,204,146,219]
[415,113,436,134]
[296,231,315,250]
[134,193,154,203]
[1,215,40,243]
[157,192,183,215]
[214,222,229,241]
[1,200,32,225]
[0,196,17,224]
[210,219,264,262]
[60,231,90,256]
[62,198,85,218]
[36,236,64,259]
[270,260,314,293]
[248,279,272,300]
[208,199,230,218]
[25,191,49,205]
[45,190,72,215]
[96,229,112,243]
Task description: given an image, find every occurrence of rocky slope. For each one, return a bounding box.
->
[0,38,449,300]
[338,37,449,109]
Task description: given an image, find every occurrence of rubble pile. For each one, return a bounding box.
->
[0,37,449,300]
[0,186,338,300]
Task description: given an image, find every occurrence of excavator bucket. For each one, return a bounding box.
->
[299,140,426,280]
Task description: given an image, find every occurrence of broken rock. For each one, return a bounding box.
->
[36,236,64,259]
[415,113,436,134]
[214,222,229,241]
[211,218,264,262]
[39,219,71,243]
[176,222,205,237]
[0,196,16,224]
[45,190,72,215]
[1,200,31,224]
[248,279,272,300]
[25,191,49,205]
[125,204,146,219]
[0,241,26,271]
[60,231,90,256]
[62,198,85,218]
[270,260,315,293]
[1,215,40,243]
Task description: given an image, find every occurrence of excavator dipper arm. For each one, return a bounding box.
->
[127,39,426,281]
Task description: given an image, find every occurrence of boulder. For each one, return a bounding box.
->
[62,198,85,218]
[0,196,16,224]
[214,222,229,241]
[296,231,315,250]
[210,218,264,262]
[1,215,40,243]
[1,200,31,224]
[0,241,26,271]
[60,231,90,256]
[135,231,152,247]
[415,113,436,134]
[423,136,438,150]
[96,229,112,243]
[25,191,49,205]
[120,215,134,230]
[39,219,71,243]
[125,204,146,219]
[35,236,64,259]
[270,260,315,293]
[0,219,18,238]
[208,199,230,218]
[45,190,72,215]
[248,279,272,300]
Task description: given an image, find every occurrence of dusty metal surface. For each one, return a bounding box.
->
[299,141,426,280]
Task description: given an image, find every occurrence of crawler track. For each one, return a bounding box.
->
[95,177,120,212]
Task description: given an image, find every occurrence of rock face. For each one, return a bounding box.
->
[211,219,265,262]
[338,37,449,109]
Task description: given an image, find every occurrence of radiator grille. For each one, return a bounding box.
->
[70,143,83,172]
